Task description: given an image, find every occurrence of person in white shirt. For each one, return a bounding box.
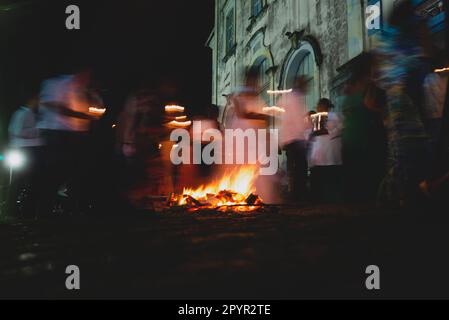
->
[308,98,344,203]
[227,68,280,203]
[278,76,310,201]
[8,95,43,217]
[9,101,43,149]
[37,71,103,216]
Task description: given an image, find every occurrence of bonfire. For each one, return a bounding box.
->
[169,166,264,213]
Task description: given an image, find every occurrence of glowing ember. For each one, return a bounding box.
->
[171,166,264,213]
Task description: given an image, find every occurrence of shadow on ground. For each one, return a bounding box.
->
[0,204,448,299]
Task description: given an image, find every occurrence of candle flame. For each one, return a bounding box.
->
[263,106,286,113]
[165,105,185,113]
[435,67,449,73]
[89,107,106,115]
[267,89,293,95]
[168,120,192,128]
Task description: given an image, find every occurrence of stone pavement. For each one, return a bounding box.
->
[0,204,448,299]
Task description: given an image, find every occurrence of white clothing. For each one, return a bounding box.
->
[278,90,307,147]
[308,112,343,167]
[8,107,43,148]
[38,75,91,132]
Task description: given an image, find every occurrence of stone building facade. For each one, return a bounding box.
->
[207,0,446,123]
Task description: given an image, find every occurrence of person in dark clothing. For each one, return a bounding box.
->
[341,53,387,204]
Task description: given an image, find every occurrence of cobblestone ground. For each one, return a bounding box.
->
[0,205,448,299]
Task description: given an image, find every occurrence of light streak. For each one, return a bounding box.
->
[435,67,449,73]
[168,120,192,128]
[263,106,286,113]
[267,89,293,95]
[89,107,106,115]
[165,105,185,113]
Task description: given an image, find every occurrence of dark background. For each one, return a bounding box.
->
[0,0,214,146]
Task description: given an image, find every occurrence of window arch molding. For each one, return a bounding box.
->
[280,40,321,111]
[246,29,275,104]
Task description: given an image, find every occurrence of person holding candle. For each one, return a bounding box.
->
[278,76,310,202]
[308,98,344,203]
[36,70,104,216]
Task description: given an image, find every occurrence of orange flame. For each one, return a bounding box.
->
[177,166,262,212]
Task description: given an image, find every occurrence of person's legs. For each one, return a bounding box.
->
[286,141,308,202]
[310,166,324,203]
[323,165,343,204]
[36,130,69,217]
[20,147,44,218]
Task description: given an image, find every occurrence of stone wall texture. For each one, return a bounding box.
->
[207,0,378,116]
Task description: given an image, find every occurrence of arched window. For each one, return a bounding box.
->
[283,43,320,112]
[254,57,270,103]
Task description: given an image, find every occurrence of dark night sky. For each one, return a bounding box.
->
[0,0,214,143]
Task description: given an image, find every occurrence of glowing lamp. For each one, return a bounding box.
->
[4,150,26,169]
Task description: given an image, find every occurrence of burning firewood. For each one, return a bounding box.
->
[183,195,203,207]
[166,166,267,213]
[245,193,262,205]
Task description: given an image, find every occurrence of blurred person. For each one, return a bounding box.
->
[374,0,434,207]
[196,104,221,183]
[37,71,102,216]
[308,98,344,203]
[419,55,449,199]
[341,53,387,204]
[7,93,43,217]
[278,76,310,202]
[176,104,222,192]
[116,89,168,206]
[227,67,280,203]
[423,54,448,160]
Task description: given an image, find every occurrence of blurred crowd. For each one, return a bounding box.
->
[2,0,449,218]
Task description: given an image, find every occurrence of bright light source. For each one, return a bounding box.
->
[5,150,26,169]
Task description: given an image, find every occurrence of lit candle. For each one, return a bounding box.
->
[168,120,192,128]
[435,67,449,73]
[267,89,293,95]
[89,107,106,115]
[263,106,286,113]
[165,105,185,113]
